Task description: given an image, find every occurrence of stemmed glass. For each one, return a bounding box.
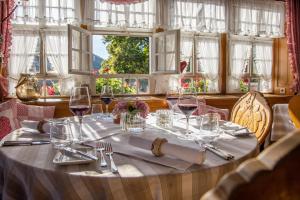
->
[69,87,91,142]
[177,93,199,139]
[166,87,180,110]
[100,85,114,119]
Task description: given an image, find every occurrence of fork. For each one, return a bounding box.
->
[103,142,118,173]
[97,142,107,167]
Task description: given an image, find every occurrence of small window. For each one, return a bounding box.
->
[228,37,273,93]
[151,30,180,74]
[68,25,93,75]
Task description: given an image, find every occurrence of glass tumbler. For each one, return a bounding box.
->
[156,109,173,128]
[49,119,73,149]
[199,113,220,142]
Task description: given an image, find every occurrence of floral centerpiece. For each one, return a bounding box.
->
[112,100,150,118]
[112,100,149,132]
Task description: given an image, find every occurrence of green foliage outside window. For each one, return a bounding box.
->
[95,35,149,94]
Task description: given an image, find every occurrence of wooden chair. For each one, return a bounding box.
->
[230,91,272,145]
[201,129,300,200]
[288,95,300,128]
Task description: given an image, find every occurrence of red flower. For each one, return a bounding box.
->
[103,67,110,73]
[47,86,55,95]
[182,82,189,88]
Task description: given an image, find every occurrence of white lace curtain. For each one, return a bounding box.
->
[45,32,74,95]
[196,37,219,92]
[168,0,226,33]
[228,41,252,92]
[230,0,285,37]
[8,31,39,95]
[90,0,156,29]
[12,0,78,26]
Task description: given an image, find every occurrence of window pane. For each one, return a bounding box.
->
[168,0,226,33]
[46,33,68,74]
[93,35,149,74]
[138,79,149,94]
[12,0,39,25]
[96,78,123,94]
[228,40,252,93]
[124,79,137,94]
[94,0,156,29]
[180,37,193,73]
[46,0,76,26]
[9,32,40,77]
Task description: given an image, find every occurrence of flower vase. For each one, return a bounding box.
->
[122,112,145,133]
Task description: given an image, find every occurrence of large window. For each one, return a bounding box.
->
[8,0,285,96]
[8,0,78,96]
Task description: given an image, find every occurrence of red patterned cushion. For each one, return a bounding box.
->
[16,103,55,124]
[0,99,19,139]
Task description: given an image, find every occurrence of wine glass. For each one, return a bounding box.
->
[100,85,114,119]
[69,87,91,142]
[177,93,198,139]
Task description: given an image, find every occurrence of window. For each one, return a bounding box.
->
[8,0,286,96]
[228,37,273,93]
[168,0,226,33]
[231,0,285,37]
[92,0,156,29]
[179,34,220,93]
[8,0,78,96]
[68,25,159,95]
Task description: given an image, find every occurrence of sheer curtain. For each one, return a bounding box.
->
[168,0,226,33]
[12,0,39,25]
[180,36,193,73]
[45,32,73,95]
[228,41,252,92]
[90,0,156,29]
[196,37,219,92]
[230,0,285,37]
[8,31,39,95]
[253,43,273,92]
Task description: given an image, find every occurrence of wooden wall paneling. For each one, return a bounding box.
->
[219,33,227,94]
[273,38,293,95]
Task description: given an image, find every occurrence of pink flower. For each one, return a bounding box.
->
[112,100,149,118]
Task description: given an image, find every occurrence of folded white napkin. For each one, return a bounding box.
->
[21,120,51,134]
[128,135,205,165]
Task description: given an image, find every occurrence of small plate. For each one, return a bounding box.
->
[53,149,96,165]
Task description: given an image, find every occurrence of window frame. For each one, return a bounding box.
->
[227,35,274,93]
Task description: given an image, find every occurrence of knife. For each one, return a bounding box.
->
[62,147,98,161]
[203,143,234,160]
[2,140,50,146]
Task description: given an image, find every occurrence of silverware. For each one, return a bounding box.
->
[97,143,107,167]
[62,147,98,161]
[103,142,118,173]
[194,140,234,160]
[203,143,234,160]
[2,140,50,146]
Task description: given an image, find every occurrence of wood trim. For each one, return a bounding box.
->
[18,95,293,118]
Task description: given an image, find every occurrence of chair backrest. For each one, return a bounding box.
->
[230,91,272,145]
[288,95,300,128]
[201,129,300,200]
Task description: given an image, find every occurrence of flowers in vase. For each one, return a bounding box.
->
[112,100,150,118]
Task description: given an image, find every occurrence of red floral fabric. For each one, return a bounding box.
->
[0,99,18,139]
[286,0,300,93]
[0,0,15,98]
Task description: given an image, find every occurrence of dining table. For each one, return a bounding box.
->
[0,114,258,200]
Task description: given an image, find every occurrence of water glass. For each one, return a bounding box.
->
[200,113,220,131]
[91,104,103,119]
[156,109,173,128]
[199,113,220,142]
[124,113,146,133]
[49,119,73,149]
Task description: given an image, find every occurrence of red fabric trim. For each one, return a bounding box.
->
[0,0,14,98]
[286,0,300,93]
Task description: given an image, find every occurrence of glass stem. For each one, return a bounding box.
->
[78,116,83,142]
[186,116,189,135]
[106,105,109,115]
